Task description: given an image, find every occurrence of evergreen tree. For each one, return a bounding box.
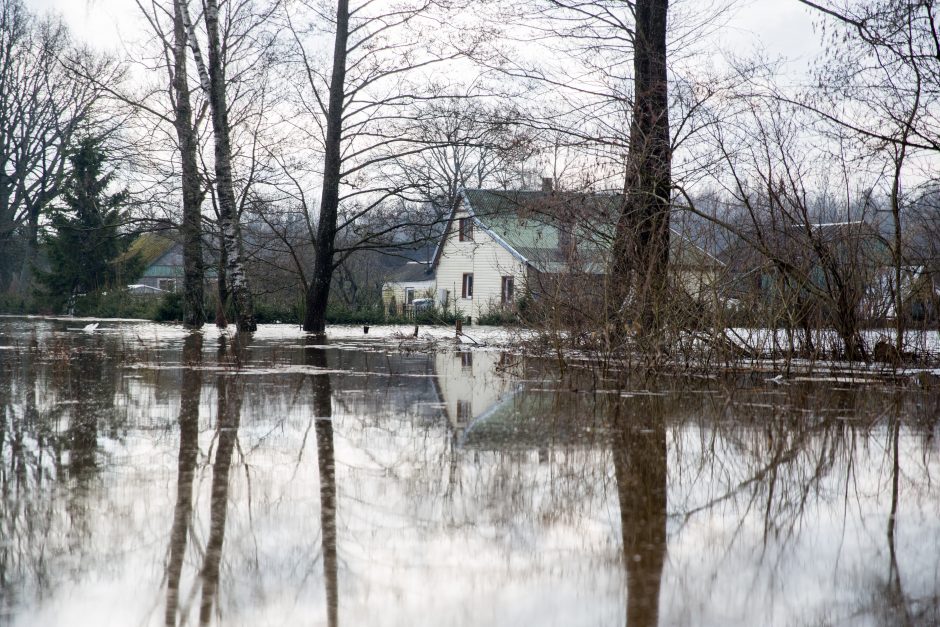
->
[36,137,134,311]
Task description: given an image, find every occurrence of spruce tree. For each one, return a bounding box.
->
[37,137,133,311]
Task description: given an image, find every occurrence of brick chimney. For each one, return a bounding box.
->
[541,177,554,193]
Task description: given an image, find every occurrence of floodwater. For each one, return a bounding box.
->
[0,317,938,627]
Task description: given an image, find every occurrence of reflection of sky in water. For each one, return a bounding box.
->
[0,318,938,626]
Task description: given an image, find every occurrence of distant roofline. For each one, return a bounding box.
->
[432,187,724,270]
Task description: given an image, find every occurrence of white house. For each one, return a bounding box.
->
[384,185,722,321]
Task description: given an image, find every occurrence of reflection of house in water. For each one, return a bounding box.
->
[433,350,516,434]
[433,350,608,450]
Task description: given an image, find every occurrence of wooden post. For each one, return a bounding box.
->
[455,318,462,337]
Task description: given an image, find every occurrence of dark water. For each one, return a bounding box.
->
[0,317,938,626]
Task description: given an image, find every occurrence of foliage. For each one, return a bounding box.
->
[254,299,305,324]
[153,291,185,322]
[34,137,138,312]
[476,307,519,326]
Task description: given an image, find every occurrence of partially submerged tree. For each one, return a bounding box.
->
[285,0,477,334]
[202,0,258,332]
[797,0,940,352]
[171,0,207,327]
[610,0,672,337]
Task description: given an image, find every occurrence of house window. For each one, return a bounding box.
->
[456,400,472,424]
[458,217,473,242]
[461,273,474,299]
[405,287,415,305]
[158,279,176,292]
[501,276,514,304]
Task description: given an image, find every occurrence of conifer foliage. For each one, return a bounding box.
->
[37,137,136,311]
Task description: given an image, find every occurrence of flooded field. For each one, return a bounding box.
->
[1,317,938,626]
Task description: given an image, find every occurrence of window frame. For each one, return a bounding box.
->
[405,287,415,305]
[501,276,514,304]
[458,217,474,242]
[461,273,474,299]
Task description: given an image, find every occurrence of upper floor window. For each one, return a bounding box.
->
[458,217,474,242]
[462,273,474,299]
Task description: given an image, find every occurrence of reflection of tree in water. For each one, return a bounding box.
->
[197,337,244,626]
[856,394,940,627]
[307,340,338,627]
[611,396,667,627]
[165,333,202,626]
[0,330,124,613]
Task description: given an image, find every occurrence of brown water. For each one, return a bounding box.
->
[0,317,938,626]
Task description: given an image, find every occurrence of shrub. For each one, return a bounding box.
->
[72,289,160,319]
[153,291,184,322]
[254,300,303,324]
[476,306,519,326]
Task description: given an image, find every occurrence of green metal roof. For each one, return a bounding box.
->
[461,188,721,271]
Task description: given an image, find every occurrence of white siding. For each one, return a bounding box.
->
[434,351,514,429]
[381,280,435,309]
[435,202,527,320]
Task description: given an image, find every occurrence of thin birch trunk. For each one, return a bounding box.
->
[204,0,256,332]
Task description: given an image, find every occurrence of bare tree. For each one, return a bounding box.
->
[284,0,476,334]
[173,0,207,327]
[797,0,939,353]
[202,0,257,331]
[610,0,672,338]
[0,0,116,292]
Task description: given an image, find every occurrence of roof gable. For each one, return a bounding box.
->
[434,188,721,273]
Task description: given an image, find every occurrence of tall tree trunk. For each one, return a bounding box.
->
[173,0,205,328]
[610,0,671,336]
[302,0,350,335]
[204,0,256,332]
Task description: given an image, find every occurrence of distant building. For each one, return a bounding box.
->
[122,232,216,293]
[381,261,435,315]
[720,221,939,323]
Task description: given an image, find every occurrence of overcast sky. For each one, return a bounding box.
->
[24,0,824,75]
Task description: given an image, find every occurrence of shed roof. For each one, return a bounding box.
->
[385,261,434,283]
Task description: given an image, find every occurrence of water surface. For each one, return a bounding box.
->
[0,317,938,626]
